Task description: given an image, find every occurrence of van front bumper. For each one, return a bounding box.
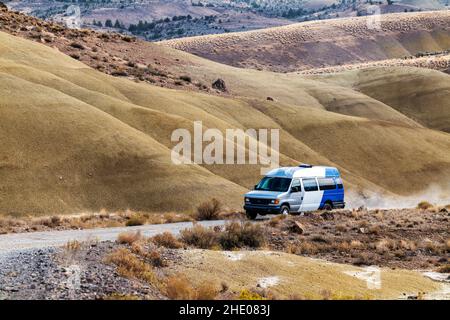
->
[244,204,281,214]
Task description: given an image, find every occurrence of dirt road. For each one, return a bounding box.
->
[0,220,226,254]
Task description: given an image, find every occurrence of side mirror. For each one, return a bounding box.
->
[291,186,300,193]
[254,185,258,190]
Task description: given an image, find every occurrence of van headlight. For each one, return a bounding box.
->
[271,199,280,204]
[245,198,250,202]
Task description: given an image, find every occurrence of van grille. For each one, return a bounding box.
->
[248,198,272,205]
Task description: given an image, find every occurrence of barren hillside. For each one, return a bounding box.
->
[161,11,450,72]
[0,8,450,215]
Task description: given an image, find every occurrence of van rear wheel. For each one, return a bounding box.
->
[323,202,333,211]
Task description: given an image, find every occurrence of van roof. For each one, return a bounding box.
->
[266,166,340,179]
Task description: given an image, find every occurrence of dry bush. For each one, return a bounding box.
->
[117,231,142,245]
[268,215,287,227]
[103,293,140,300]
[436,265,450,273]
[196,281,218,300]
[420,240,444,255]
[417,201,433,210]
[106,248,156,284]
[180,224,218,249]
[219,222,265,250]
[336,224,348,232]
[238,289,266,300]
[65,240,81,251]
[399,240,417,251]
[126,215,146,226]
[43,216,62,228]
[375,239,396,253]
[350,240,364,249]
[165,276,196,300]
[150,232,183,249]
[147,249,167,268]
[288,242,319,255]
[69,42,84,49]
[195,198,222,221]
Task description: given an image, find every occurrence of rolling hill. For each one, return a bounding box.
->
[1,29,450,216]
[161,11,450,72]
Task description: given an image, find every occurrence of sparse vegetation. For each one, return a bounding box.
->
[117,231,142,245]
[417,201,433,210]
[195,198,222,221]
[106,247,157,284]
[150,232,183,249]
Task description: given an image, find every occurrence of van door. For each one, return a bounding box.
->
[300,178,323,212]
[289,178,303,212]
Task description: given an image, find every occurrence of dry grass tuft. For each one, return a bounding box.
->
[417,201,433,210]
[218,222,265,250]
[126,214,146,227]
[64,240,82,251]
[195,198,222,221]
[165,276,218,300]
[165,276,196,300]
[150,232,183,249]
[180,224,218,249]
[106,248,157,284]
[238,289,266,300]
[117,231,142,245]
[436,265,450,273]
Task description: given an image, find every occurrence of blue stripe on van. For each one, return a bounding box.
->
[325,168,340,178]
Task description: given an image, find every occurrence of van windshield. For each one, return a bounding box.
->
[255,177,292,192]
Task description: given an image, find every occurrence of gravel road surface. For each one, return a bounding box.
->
[0,220,226,254]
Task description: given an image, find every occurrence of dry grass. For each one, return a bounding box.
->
[194,198,222,221]
[180,224,218,249]
[218,222,265,250]
[417,201,433,210]
[168,249,441,300]
[165,275,218,300]
[106,248,157,284]
[117,231,142,245]
[179,221,265,250]
[436,265,450,273]
[150,232,183,249]
[126,215,146,227]
[64,240,82,251]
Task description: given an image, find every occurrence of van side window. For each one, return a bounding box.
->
[302,178,318,192]
[291,179,301,193]
[318,178,336,190]
[335,178,344,189]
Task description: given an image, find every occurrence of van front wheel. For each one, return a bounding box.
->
[246,210,257,220]
[280,205,290,216]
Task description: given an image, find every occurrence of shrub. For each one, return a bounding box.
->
[437,265,450,273]
[180,224,218,249]
[165,276,196,300]
[117,231,142,245]
[126,215,146,226]
[150,232,183,249]
[238,289,266,300]
[195,281,218,300]
[219,222,265,250]
[69,42,85,49]
[417,201,433,210]
[195,198,222,221]
[147,249,167,268]
[179,75,192,83]
[65,240,81,251]
[106,248,156,284]
[69,53,80,60]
